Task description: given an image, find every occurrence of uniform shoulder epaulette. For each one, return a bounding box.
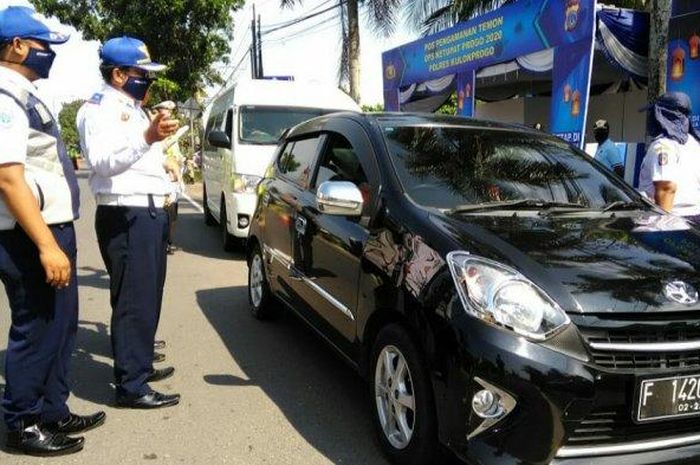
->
[88,93,103,105]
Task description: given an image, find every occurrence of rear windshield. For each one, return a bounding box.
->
[239,106,330,145]
[381,124,637,210]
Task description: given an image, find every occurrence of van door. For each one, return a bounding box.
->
[203,110,225,219]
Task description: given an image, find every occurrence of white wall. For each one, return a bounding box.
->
[474,90,648,143]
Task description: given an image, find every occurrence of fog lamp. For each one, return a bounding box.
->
[238,215,250,229]
[472,389,503,419]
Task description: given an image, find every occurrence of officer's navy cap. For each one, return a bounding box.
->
[100,36,166,72]
[0,6,70,44]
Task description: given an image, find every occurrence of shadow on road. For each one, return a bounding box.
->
[175,210,246,261]
[78,266,110,290]
[196,285,389,465]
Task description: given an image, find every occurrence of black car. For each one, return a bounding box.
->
[247,112,700,465]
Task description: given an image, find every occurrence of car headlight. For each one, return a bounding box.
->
[447,252,569,340]
[233,174,262,194]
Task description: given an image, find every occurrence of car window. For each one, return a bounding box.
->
[278,136,321,189]
[381,125,636,210]
[225,109,234,139]
[239,106,330,145]
[314,133,371,209]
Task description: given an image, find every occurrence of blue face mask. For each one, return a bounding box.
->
[23,46,56,79]
[122,75,153,102]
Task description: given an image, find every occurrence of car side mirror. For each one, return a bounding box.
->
[208,130,231,149]
[316,181,364,217]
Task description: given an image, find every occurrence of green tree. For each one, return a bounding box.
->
[279,0,402,103]
[58,100,83,158]
[33,0,245,101]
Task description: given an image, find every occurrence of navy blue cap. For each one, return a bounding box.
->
[99,36,166,72]
[0,6,70,44]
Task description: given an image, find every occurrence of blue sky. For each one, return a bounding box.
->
[1,0,419,106]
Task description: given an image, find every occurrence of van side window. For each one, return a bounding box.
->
[278,136,321,190]
[314,133,370,206]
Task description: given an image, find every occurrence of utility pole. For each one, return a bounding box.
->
[250,4,258,79]
[257,14,264,78]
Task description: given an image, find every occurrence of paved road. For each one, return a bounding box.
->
[0,173,390,464]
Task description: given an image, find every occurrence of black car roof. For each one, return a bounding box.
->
[284,111,546,140]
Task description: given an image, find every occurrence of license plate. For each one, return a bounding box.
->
[638,374,700,422]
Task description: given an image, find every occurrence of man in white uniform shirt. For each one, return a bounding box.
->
[77,36,180,409]
[0,6,105,456]
[639,92,700,217]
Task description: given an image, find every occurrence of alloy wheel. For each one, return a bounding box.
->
[374,344,416,450]
[250,254,264,308]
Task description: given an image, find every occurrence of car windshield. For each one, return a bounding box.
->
[239,106,330,145]
[381,124,640,211]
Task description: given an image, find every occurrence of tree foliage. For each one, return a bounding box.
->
[33,0,245,101]
[58,100,82,157]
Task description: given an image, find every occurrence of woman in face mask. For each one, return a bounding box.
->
[638,92,700,217]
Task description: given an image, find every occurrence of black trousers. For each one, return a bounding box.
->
[0,223,78,430]
[95,204,168,396]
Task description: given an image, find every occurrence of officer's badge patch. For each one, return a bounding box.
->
[0,110,12,128]
[658,152,669,166]
[88,93,103,105]
[121,112,130,122]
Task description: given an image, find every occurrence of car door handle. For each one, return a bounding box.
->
[295,216,307,236]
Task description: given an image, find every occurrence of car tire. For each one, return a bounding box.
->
[220,199,238,252]
[248,244,275,319]
[369,324,437,465]
[203,185,216,226]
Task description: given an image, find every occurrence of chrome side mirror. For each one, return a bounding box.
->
[316,181,364,217]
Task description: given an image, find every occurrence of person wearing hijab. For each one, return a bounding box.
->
[638,92,700,216]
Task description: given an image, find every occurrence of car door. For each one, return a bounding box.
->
[261,135,323,306]
[203,110,225,218]
[292,122,379,356]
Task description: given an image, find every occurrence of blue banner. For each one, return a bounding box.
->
[382,0,595,91]
[667,10,700,129]
[456,70,476,117]
[551,40,595,145]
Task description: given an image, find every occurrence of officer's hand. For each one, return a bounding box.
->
[39,244,72,288]
[145,112,179,145]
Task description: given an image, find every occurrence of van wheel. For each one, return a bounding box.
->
[248,244,275,319]
[220,200,237,252]
[369,325,437,465]
[203,185,216,226]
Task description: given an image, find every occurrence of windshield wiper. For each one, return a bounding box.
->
[601,201,646,212]
[450,199,588,214]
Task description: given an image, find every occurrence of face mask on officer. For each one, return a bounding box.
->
[119,69,153,102]
[0,39,55,79]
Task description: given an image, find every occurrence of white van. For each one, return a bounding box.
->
[202,79,360,251]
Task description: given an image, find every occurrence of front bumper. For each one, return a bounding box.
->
[434,307,700,465]
[227,192,258,238]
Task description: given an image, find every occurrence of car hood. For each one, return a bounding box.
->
[431,212,700,314]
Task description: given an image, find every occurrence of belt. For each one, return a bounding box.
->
[96,193,166,208]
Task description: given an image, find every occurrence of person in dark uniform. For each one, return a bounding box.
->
[76,36,180,409]
[0,6,105,456]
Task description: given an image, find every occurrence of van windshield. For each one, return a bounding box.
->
[239,106,329,145]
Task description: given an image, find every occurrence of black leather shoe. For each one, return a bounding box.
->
[115,391,180,409]
[154,340,166,350]
[6,424,84,457]
[147,366,174,382]
[153,351,166,363]
[44,411,106,435]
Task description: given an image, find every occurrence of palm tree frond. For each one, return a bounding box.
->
[364,0,403,36]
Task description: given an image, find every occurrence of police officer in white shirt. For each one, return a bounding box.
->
[77,36,180,409]
[0,6,105,456]
[639,92,700,217]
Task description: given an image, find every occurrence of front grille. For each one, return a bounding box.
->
[581,326,700,370]
[567,408,700,446]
